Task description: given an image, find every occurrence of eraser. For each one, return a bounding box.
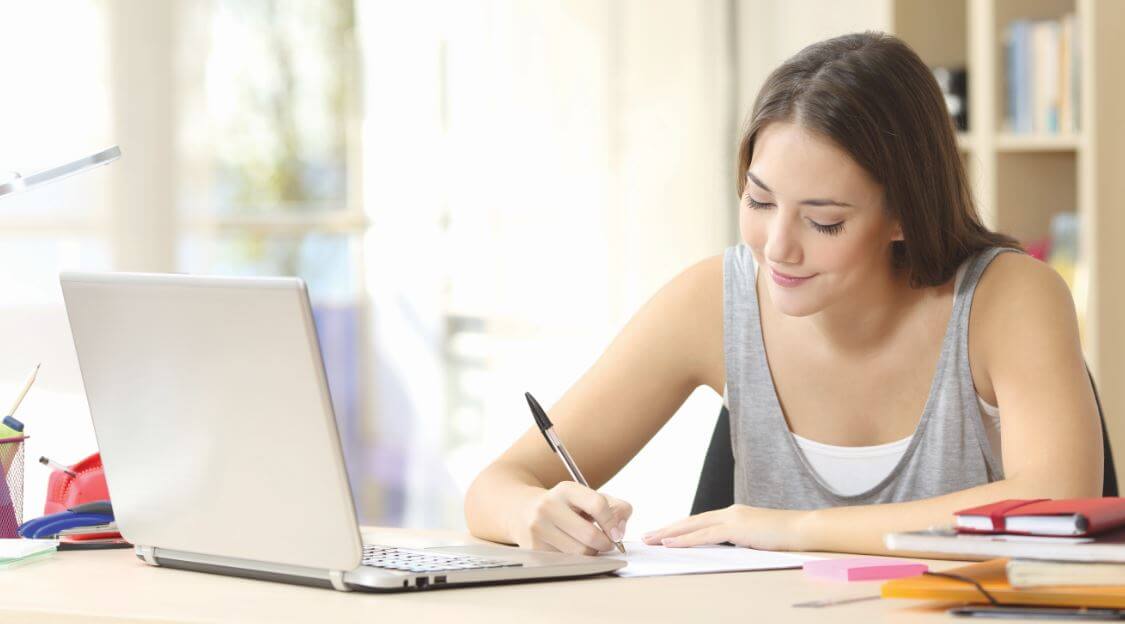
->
[803,557,928,581]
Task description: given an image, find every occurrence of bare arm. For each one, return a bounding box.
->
[463,255,724,551]
[645,253,1103,554]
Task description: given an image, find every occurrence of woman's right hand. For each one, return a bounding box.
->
[511,481,633,555]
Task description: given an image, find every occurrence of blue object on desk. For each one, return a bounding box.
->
[17,500,114,539]
[19,513,113,539]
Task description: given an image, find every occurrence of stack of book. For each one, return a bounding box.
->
[1005,14,1080,135]
[960,499,1125,588]
[883,498,1125,607]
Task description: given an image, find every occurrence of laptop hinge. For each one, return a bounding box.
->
[328,569,350,592]
[137,545,159,566]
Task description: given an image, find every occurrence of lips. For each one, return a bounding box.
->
[769,267,816,287]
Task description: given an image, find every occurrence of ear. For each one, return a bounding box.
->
[890,221,904,242]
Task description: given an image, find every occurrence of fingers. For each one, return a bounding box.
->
[659,526,723,548]
[522,498,600,555]
[642,510,721,545]
[537,523,600,556]
[519,483,633,555]
[606,496,634,538]
[555,507,615,552]
[564,484,622,538]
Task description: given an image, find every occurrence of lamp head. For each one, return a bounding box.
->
[0,145,120,198]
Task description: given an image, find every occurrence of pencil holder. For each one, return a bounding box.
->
[0,436,26,539]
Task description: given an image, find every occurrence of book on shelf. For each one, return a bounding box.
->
[1004,13,1080,135]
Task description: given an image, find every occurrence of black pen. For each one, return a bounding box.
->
[525,392,626,554]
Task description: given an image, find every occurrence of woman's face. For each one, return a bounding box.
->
[740,121,902,318]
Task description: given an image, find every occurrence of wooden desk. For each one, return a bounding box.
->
[0,527,972,623]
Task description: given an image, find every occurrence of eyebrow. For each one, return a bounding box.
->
[746,171,854,208]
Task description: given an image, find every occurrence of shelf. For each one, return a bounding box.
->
[996,133,1085,152]
[955,133,1084,153]
[888,0,1125,525]
[995,151,1077,242]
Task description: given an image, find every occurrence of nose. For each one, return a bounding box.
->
[763,208,803,266]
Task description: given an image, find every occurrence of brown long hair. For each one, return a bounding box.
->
[737,32,1019,288]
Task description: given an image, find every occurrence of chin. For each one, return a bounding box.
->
[767,283,827,317]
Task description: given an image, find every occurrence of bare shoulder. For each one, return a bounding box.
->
[969,251,1101,496]
[638,254,724,391]
[663,253,723,303]
[972,251,1077,326]
[638,254,723,325]
[970,250,1084,399]
[594,253,723,388]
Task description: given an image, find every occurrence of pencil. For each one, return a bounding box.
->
[6,363,40,417]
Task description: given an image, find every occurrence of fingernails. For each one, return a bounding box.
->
[661,537,677,546]
[610,527,622,541]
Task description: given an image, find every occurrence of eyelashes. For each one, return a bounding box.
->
[811,220,845,236]
[746,197,773,210]
[745,196,846,236]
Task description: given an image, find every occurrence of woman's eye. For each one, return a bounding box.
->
[809,220,846,236]
[745,194,845,236]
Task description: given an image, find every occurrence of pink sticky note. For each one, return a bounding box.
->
[803,557,928,581]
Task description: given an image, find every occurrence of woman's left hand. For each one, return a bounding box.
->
[642,505,813,551]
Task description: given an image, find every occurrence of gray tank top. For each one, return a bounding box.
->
[723,244,1016,509]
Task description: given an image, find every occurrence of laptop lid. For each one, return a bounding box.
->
[60,272,363,572]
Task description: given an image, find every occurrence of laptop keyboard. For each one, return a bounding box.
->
[362,545,523,574]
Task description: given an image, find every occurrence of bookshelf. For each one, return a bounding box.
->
[890,0,1125,483]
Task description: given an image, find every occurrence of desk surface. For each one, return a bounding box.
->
[0,527,976,623]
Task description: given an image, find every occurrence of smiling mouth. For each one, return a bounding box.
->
[770,267,815,280]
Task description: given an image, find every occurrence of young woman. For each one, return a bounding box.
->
[463,32,1103,556]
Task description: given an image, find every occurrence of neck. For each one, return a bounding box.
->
[824,271,917,352]
[768,259,927,354]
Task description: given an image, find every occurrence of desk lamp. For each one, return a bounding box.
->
[0,146,121,198]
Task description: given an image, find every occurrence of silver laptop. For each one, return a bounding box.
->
[59,272,624,591]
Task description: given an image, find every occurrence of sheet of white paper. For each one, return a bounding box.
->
[609,541,820,577]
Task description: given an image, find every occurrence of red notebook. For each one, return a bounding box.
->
[955,498,1125,537]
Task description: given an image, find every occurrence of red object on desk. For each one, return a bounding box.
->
[955,498,1125,537]
[43,452,109,516]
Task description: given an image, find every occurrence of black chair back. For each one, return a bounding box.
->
[691,368,1117,515]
